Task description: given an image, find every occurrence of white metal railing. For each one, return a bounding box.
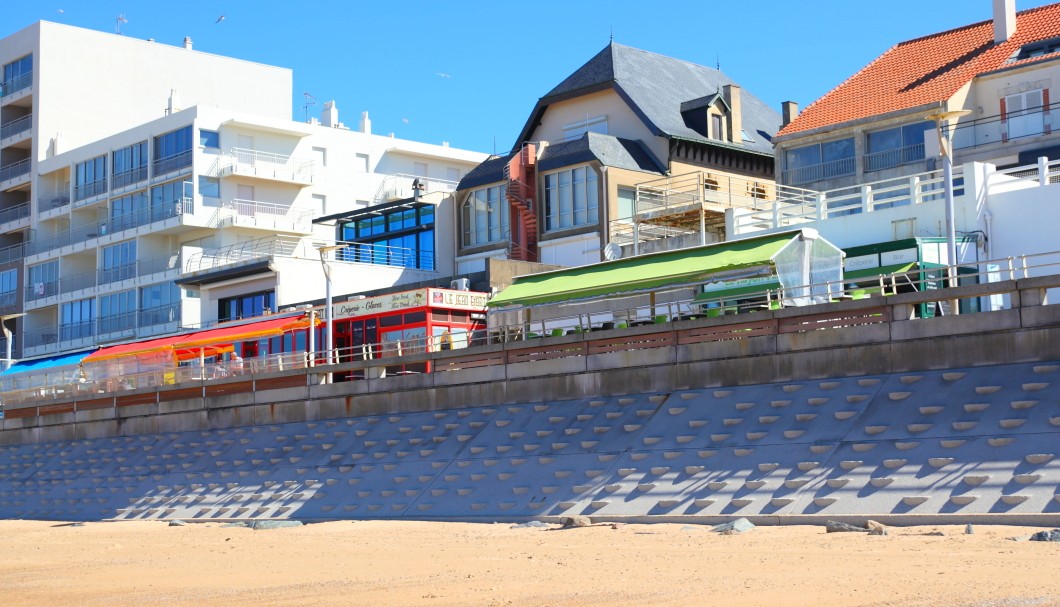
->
[26,198,191,256]
[0,242,23,265]
[112,165,148,189]
[184,236,303,274]
[0,158,30,182]
[153,150,193,175]
[73,178,107,201]
[0,114,31,139]
[781,157,857,185]
[337,239,432,270]
[0,202,30,226]
[228,147,314,183]
[863,143,926,173]
[41,190,71,211]
[222,199,314,226]
[0,71,32,98]
[374,173,459,202]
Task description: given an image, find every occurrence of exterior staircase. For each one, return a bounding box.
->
[503,143,538,262]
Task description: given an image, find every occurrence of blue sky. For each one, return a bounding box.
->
[3,1,1056,154]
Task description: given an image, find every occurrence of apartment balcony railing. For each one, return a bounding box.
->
[226,147,314,184]
[0,201,30,226]
[97,311,138,335]
[0,242,24,265]
[23,326,57,348]
[374,173,459,202]
[0,72,32,99]
[112,165,148,189]
[97,262,137,286]
[26,198,192,256]
[184,236,301,274]
[59,319,94,342]
[863,143,926,173]
[221,198,315,226]
[781,157,857,185]
[41,191,71,212]
[98,254,178,286]
[60,272,97,295]
[0,114,31,139]
[0,290,17,312]
[74,178,107,201]
[139,303,180,328]
[153,150,193,175]
[24,280,59,303]
[341,240,433,271]
[0,157,30,182]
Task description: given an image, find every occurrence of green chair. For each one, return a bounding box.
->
[706,308,722,318]
[550,328,565,337]
[616,322,628,329]
[653,315,668,324]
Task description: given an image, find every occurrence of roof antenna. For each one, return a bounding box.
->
[115,13,128,35]
[716,54,721,71]
[610,26,613,43]
[302,92,316,124]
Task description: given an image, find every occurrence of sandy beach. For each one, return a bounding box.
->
[0,519,1057,606]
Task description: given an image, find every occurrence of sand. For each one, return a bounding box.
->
[0,520,1057,606]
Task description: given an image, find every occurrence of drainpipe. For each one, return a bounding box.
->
[2,317,11,363]
[983,210,993,258]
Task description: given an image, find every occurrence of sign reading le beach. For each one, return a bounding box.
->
[333,288,487,319]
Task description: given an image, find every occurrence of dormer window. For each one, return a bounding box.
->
[1017,37,1060,60]
[711,114,724,141]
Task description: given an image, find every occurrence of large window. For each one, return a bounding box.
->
[100,240,137,284]
[99,290,137,334]
[783,138,856,184]
[199,129,220,149]
[864,123,931,172]
[60,298,95,341]
[544,166,599,231]
[1006,89,1045,139]
[150,180,192,221]
[27,261,58,300]
[462,184,509,247]
[341,204,436,270]
[112,141,148,188]
[1,54,32,96]
[74,155,107,201]
[562,115,608,141]
[110,190,148,232]
[0,268,16,308]
[219,290,275,322]
[140,283,181,327]
[153,125,193,174]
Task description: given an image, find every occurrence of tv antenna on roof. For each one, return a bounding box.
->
[302,92,317,124]
[115,14,128,35]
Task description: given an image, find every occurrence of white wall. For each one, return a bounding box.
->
[539,233,601,266]
[530,89,667,163]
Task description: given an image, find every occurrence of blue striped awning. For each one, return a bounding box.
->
[2,349,96,376]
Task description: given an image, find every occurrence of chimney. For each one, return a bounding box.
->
[722,84,742,143]
[993,0,1016,44]
[321,100,339,128]
[183,36,193,50]
[360,111,372,134]
[782,101,799,127]
[167,89,182,115]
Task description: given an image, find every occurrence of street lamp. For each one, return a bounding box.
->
[0,313,25,371]
[925,108,972,314]
[316,243,348,380]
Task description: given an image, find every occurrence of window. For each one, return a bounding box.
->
[1017,38,1060,60]
[140,283,181,327]
[616,187,635,221]
[110,191,148,232]
[27,261,58,300]
[544,166,599,231]
[100,240,137,284]
[198,176,220,198]
[1006,89,1045,139]
[60,298,95,341]
[783,138,856,184]
[711,114,724,141]
[153,125,193,173]
[312,146,327,167]
[74,155,107,200]
[355,153,370,172]
[112,141,148,188]
[0,268,16,307]
[219,290,275,322]
[462,184,509,247]
[199,129,220,149]
[864,123,931,171]
[562,115,608,141]
[341,204,436,270]
[150,180,192,221]
[99,290,137,334]
[2,54,32,95]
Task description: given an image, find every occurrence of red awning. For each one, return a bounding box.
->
[85,315,315,363]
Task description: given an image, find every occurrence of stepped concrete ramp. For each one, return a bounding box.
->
[1,360,1058,524]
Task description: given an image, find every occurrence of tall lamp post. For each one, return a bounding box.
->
[925,109,971,315]
[316,243,348,381]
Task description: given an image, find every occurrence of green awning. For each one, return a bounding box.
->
[488,232,798,308]
[844,262,917,281]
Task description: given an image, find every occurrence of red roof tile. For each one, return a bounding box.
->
[778,3,1060,137]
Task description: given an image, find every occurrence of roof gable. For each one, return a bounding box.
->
[779,3,1060,137]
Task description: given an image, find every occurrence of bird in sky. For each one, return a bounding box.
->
[216,15,225,24]
[57,9,64,14]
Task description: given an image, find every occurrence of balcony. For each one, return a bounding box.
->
[26,198,192,256]
[213,198,314,233]
[0,290,17,314]
[0,242,24,265]
[0,114,31,140]
[73,178,107,202]
[183,236,300,274]
[375,173,459,202]
[153,150,193,177]
[341,240,434,271]
[40,191,71,214]
[0,71,32,101]
[863,143,925,173]
[0,201,30,227]
[215,148,314,185]
[0,157,30,183]
[112,165,148,190]
[781,157,857,185]
[25,280,58,303]
[98,254,179,287]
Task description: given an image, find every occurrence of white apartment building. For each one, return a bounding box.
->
[0,22,485,361]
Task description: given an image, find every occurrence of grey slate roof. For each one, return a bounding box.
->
[457,133,665,192]
[516,43,781,156]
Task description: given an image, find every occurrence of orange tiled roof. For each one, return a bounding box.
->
[777,3,1060,137]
